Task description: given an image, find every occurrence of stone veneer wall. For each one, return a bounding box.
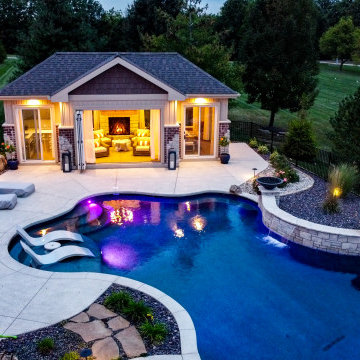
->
[259,191,360,256]
[164,125,180,165]
[2,124,17,160]
[58,127,76,168]
[218,122,230,157]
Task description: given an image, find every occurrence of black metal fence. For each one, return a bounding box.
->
[230,120,336,181]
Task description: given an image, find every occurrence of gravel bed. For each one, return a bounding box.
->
[239,165,313,196]
[0,284,181,359]
[279,172,360,229]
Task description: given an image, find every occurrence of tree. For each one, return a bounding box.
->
[16,0,106,73]
[329,87,360,167]
[282,118,317,164]
[142,10,243,91]
[0,0,33,54]
[320,16,360,70]
[0,41,6,64]
[241,0,319,127]
[123,0,185,51]
[216,0,249,60]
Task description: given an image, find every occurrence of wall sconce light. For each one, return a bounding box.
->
[168,149,177,170]
[62,151,72,173]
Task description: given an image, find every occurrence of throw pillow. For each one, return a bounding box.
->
[94,139,100,148]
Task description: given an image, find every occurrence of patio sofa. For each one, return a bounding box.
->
[131,129,151,156]
[94,138,110,158]
[93,129,112,146]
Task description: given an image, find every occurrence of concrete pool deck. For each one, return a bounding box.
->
[0,143,267,358]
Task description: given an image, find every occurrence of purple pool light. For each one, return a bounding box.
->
[87,203,103,223]
[101,243,138,270]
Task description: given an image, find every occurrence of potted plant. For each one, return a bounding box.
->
[219,136,230,164]
[5,143,18,170]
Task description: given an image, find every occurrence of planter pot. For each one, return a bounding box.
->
[256,176,283,190]
[7,159,18,170]
[220,153,230,164]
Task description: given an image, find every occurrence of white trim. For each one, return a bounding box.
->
[69,94,168,101]
[2,123,15,127]
[164,124,180,128]
[59,125,74,129]
[219,119,231,124]
[51,57,186,102]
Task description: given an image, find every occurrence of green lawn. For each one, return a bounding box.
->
[0,57,18,141]
[229,64,360,150]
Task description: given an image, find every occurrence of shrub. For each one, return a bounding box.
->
[249,137,258,148]
[139,320,168,344]
[123,300,153,323]
[60,352,80,360]
[328,164,358,198]
[322,195,340,214]
[257,145,269,154]
[104,291,133,313]
[282,118,316,163]
[37,337,54,355]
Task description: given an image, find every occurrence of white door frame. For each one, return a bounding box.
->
[182,103,219,159]
[14,105,56,163]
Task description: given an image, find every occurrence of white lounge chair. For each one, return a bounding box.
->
[16,225,83,247]
[20,241,95,265]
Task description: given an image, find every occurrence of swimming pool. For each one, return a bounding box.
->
[9,194,360,359]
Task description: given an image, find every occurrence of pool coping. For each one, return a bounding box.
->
[0,190,258,360]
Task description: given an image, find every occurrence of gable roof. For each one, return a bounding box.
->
[0,52,238,98]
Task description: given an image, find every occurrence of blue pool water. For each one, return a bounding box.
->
[9,194,360,360]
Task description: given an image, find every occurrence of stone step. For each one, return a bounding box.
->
[92,336,119,360]
[115,326,147,358]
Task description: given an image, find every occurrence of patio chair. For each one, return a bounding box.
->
[0,182,35,197]
[20,241,95,266]
[16,225,83,247]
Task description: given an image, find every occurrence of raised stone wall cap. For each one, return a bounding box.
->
[259,185,280,197]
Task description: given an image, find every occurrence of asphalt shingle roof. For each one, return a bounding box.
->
[0,52,237,97]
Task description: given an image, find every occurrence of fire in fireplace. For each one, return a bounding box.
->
[109,117,131,135]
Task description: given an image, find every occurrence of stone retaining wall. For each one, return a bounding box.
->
[259,190,360,256]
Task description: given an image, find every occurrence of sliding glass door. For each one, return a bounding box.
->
[19,108,55,162]
[184,106,216,158]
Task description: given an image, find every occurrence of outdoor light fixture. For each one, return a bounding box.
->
[27,99,41,106]
[252,168,258,178]
[333,187,341,197]
[61,151,72,173]
[194,98,207,104]
[168,149,177,170]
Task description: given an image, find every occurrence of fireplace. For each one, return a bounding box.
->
[109,117,130,135]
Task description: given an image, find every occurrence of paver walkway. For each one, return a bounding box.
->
[0,143,267,336]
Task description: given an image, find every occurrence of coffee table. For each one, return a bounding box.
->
[113,139,131,152]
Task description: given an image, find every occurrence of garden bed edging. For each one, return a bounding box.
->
[259,189,360,256]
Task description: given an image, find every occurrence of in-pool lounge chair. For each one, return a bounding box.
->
[0,182,35,197]
[20,241,95,266]
[17,225,83,247]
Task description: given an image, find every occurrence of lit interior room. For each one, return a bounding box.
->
[83,109,160,164]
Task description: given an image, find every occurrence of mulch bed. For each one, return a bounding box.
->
[279,171,360,229]
[0,284,181,360]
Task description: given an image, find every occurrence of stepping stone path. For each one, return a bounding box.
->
[115,326,147,358]
[64,303,147,359]
[87,303,117,320]
[69,312,89,323]
[64,320,112,342]
[92,337,119,360]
